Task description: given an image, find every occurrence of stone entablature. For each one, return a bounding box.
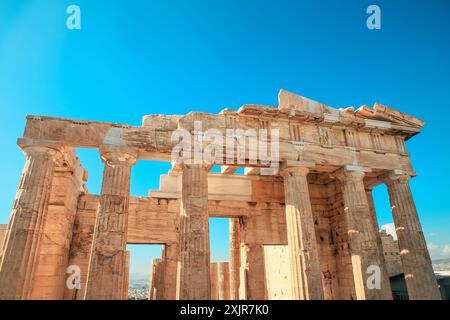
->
[0,90,440,300]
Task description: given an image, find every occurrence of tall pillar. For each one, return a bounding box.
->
[281,164,323,300]
[229,217,241,300]
[162,243,178,299]
[122,251,130,300]
[337,166,392,300]
[218,262,230,300]
[31,149,87,299]
[241,243,267,300]
[0,141,62,299]
[210,263,219,300]
[176,163,211,300]
[386,171,440,300]
[84,148,137,300]
[365,186,392,298]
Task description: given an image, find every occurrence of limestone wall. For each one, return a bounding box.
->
[380,230,403,276]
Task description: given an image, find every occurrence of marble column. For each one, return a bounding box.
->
[282,166,323,300]
[0,142,62,299]
[365,186,393,298]
[210,263,219,300]
[240,243,267,300]
[122,251,130,300]
[162,243,178,299]
[337,166,392,300]
[176,163,211,300]
[84,148,136,300]
[229,217,241,300]
[218,262,230,300]
[386,171,440,300]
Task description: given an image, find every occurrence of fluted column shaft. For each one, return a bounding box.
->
[282,166,323,300]
[229,217,241,300]
[338,167,391,300]
[176,163,211,300]
[386,173,440,300]
[0,145,61,299]
[85,149,136,300]
[365,187,393,298]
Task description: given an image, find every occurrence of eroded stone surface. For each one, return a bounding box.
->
[0,90,439,300]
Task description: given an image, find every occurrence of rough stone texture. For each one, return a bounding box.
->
[176,164,211,300]
[336,167,392,300]
[210,262,231,300]
[84,149,137,300]
[63,194,97,300]
[161,244,178,299]
[282,165,323,299]
[0,144,63,299]
[380,230,403,277]
[386,172,441,300]
[240,244,267,300]
[229,218,241,300]
[0,90,439,300]
[0,225,7,255]
[149,258,164,300]
[210,263,219,300]
[123,251,130,300]
[31,149,86,299]
[218,262,230,300]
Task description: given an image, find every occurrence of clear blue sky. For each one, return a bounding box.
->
[1,0,449,280]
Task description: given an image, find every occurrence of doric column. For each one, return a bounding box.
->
[162,243,178,299]
[336,166,391,300]
[218,262,230,300]
[122,251,130,300]
[365,186,393,298]
[240,243,267,300]
[386,171,440,300]
[176,163,211,300]
[0,141,62,299]
[281,163,323,300]
[210,263,219,300]
[229,217,241,300]
[84,148,137,300]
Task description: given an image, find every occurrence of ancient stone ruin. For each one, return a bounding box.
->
[0,90,440,300]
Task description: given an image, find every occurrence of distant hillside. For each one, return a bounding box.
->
[432,258,450,271]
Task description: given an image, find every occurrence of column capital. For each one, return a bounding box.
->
[280,160,315,177]
[172,161,211,171]
[385,169,416,185]
[17,138,64,161]
[334,165,370,182]
[100,146,138,166]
